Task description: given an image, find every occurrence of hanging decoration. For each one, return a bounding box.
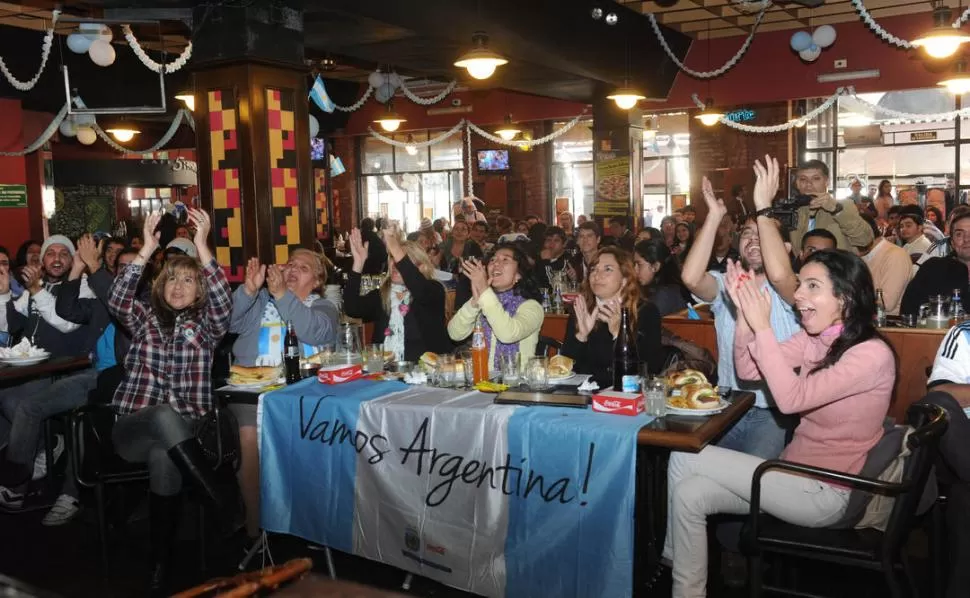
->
[647,6,766,79]
[332,71,457,112]
[400,80,458,106]
[121,25,192,74]
[789,25,838,62]
[465,122,473,198]
[850,0,970,50]
[367,120,465,148]
[89,108,194,153]
[465,108,589,147]
[0,102,67,156]
[0,9,58,92]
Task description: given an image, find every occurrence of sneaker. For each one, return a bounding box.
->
[0,485,24,510]
[42,494,80,526]
[32,434,65,481]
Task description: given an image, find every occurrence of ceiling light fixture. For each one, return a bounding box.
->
[105,122,141,142]
[608,84,646,110]
[939,59,970,94]
[494,114,521,140]
[912,3,970,59]
[694,98,724,126]
[374,103,406,132]
[405,134,418,155]
[175,90,195,112]
[454,31,508,80]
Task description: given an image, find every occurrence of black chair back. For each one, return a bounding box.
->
[534,335,562,357]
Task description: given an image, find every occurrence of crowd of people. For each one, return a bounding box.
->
[1,153,968,597]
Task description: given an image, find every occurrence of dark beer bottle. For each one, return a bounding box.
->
[612,307,640,392]
[284,320,301,384]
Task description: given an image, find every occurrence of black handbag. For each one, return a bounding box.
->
[195,406,241,473]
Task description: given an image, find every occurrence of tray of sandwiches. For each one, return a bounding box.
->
[665,369,729,416]
[226,365,285,391]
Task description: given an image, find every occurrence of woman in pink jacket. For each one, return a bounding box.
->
[663,250,896,597]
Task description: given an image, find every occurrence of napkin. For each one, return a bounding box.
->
[0,338,48,359]
[403,371,428,385]
[577,376,599,392]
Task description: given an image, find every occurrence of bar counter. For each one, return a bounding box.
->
[661,306,945,422]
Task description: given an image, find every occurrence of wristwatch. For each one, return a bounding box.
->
[754,207,773,218]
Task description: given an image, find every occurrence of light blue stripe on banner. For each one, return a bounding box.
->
[505,407,654,598]
[260,378,408,553]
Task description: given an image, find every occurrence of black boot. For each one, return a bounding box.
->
[167,439,242,535]
[148,492,180,597]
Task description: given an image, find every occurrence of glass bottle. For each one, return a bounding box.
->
[284,320,301,384]
[875,289,887,328]
[612,307,640,392]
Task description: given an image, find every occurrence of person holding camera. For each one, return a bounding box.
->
[787,160,873,252]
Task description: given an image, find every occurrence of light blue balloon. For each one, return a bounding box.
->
[790,31,812,52]
[809,43,819,52]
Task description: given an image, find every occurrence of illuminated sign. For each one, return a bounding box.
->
[725,109,756,123]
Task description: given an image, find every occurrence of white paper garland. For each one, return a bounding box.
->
[367,120,465,148]
[0,10,59,92]
[91,108,193,154]
[400,80,458,106]
[465,122,472,198]
[0,101,68,156]
[466,108,589,147]
[334,85,374,112]
[846,93,970,123]
[121,25,192,74]
[648,7,766,79]
[690,91,844,131]
[852,0,970,50]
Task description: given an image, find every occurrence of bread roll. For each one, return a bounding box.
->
[686,385,720,409]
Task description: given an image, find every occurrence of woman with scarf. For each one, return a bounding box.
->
[344,227,452,361]
[447,243,544,372]
[228,247,339,546]
[561,247,665,388]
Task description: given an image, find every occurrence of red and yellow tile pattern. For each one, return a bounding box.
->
[266,88,300,263]
[207,89,244,281]
[314,168,328,240]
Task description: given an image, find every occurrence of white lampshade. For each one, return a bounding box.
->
[454,32,508,80]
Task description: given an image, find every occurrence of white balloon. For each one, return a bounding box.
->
[373,85,393,104]
[388,73,402,89]
[88,40,116,67]
[66,32,92,54]
[74,113,96,127]
[309,114,320,138]
[79,23,112,43]
[76,127,97,145]
[59,119,77,137]
[367,71,385,89]
[799,46,822,62]
[812,25,837,49]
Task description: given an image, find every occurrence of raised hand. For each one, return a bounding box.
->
[735,277,773,332]
[752,155,780,211]
[22,264,43,294]
[141,211,162,254]
[188,208,211,250]
[244,257,266,297]
[573,295,596,342]
[596,298,622,339]
[267,264,286,299]
[349,228,369,273]
[460,257,489,303]
[702,176,727,221]
[77,234,103,273]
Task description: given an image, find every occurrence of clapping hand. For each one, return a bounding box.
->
[244,257,266,297]
[267,264,286,300]
[596,298,622,339]
[187,208,210,249]
[22,264,43,294]
[142,211,162,254]
[460,257,489,303]
[77,234,103,274]
[735,276,773,333]
[573,294,596,342]
[702,176,727,221]
[725,259,756,333]
[752,155,780,211]
[349,228,369,273]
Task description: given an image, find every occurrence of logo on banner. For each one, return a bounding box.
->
[404,526,421,552]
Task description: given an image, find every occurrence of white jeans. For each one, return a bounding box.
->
[662,446,851,598]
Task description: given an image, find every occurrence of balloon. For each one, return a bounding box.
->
[388,73,402,89]
[373,85,393,104]
[58,119,77,137]
[88,40,116,67]
[309,114,320,138]
[799,45,822,62]
[79,23,112,43]
[790,30,813,52]
[74,113,96,127]
[367,71,385,89]
[76,127,97,145]
[66,32,91,54]
[812,25,837,49]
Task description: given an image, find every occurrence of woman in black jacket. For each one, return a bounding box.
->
[344,226,452,361]
[561,246,665,388]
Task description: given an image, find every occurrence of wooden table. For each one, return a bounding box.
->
[0,355,91,386]
[661,307,946,422]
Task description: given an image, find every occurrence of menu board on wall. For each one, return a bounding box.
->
[593,154,631,217]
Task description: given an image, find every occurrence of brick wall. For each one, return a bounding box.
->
[689,101,792,226]
[469,120,550,222]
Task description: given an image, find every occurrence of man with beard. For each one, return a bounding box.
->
[0,235,98,510]
[682,169,800,460]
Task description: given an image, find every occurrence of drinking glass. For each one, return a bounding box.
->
[458,351,473,387]
[643,376,667,417]
[525,357,548,390]
[365,343,385,373]
[438,355,457,388]
[500,354,521,386]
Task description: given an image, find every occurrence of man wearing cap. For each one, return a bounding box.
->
[165,237,200,260]
[0,234,98,511]
[407,218,442,245]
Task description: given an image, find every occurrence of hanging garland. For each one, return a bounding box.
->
[466,108,589,147]
[367,120,465,148]
[90,108,194,154]
[851,0,970,50]
[121,25,192,73]
[465,123,473,198]
[845,93,970,123]
[690,91,843,132]
[335,85,375,112]
[0,101,68,156]
[0,10,59,92]
[400,80,458,106]
[648,6,766,79]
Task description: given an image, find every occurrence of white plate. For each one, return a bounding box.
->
[547,371,577,382]
[665,398,729,416]
[0,354,50,366]
[226,377,285,390]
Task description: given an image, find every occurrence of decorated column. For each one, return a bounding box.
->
[591,86,643,230]
[191,0,313,280]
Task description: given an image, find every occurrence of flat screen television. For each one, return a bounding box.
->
[477,149,509,172]
[310,138,326,161]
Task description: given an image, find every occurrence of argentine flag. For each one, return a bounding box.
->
[260,379,649,598]
[309,75,335,113]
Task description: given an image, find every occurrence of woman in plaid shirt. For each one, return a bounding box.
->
[107,209,237,595]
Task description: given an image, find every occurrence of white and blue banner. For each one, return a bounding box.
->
[260,379,653,598]
[309,75,336,113]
